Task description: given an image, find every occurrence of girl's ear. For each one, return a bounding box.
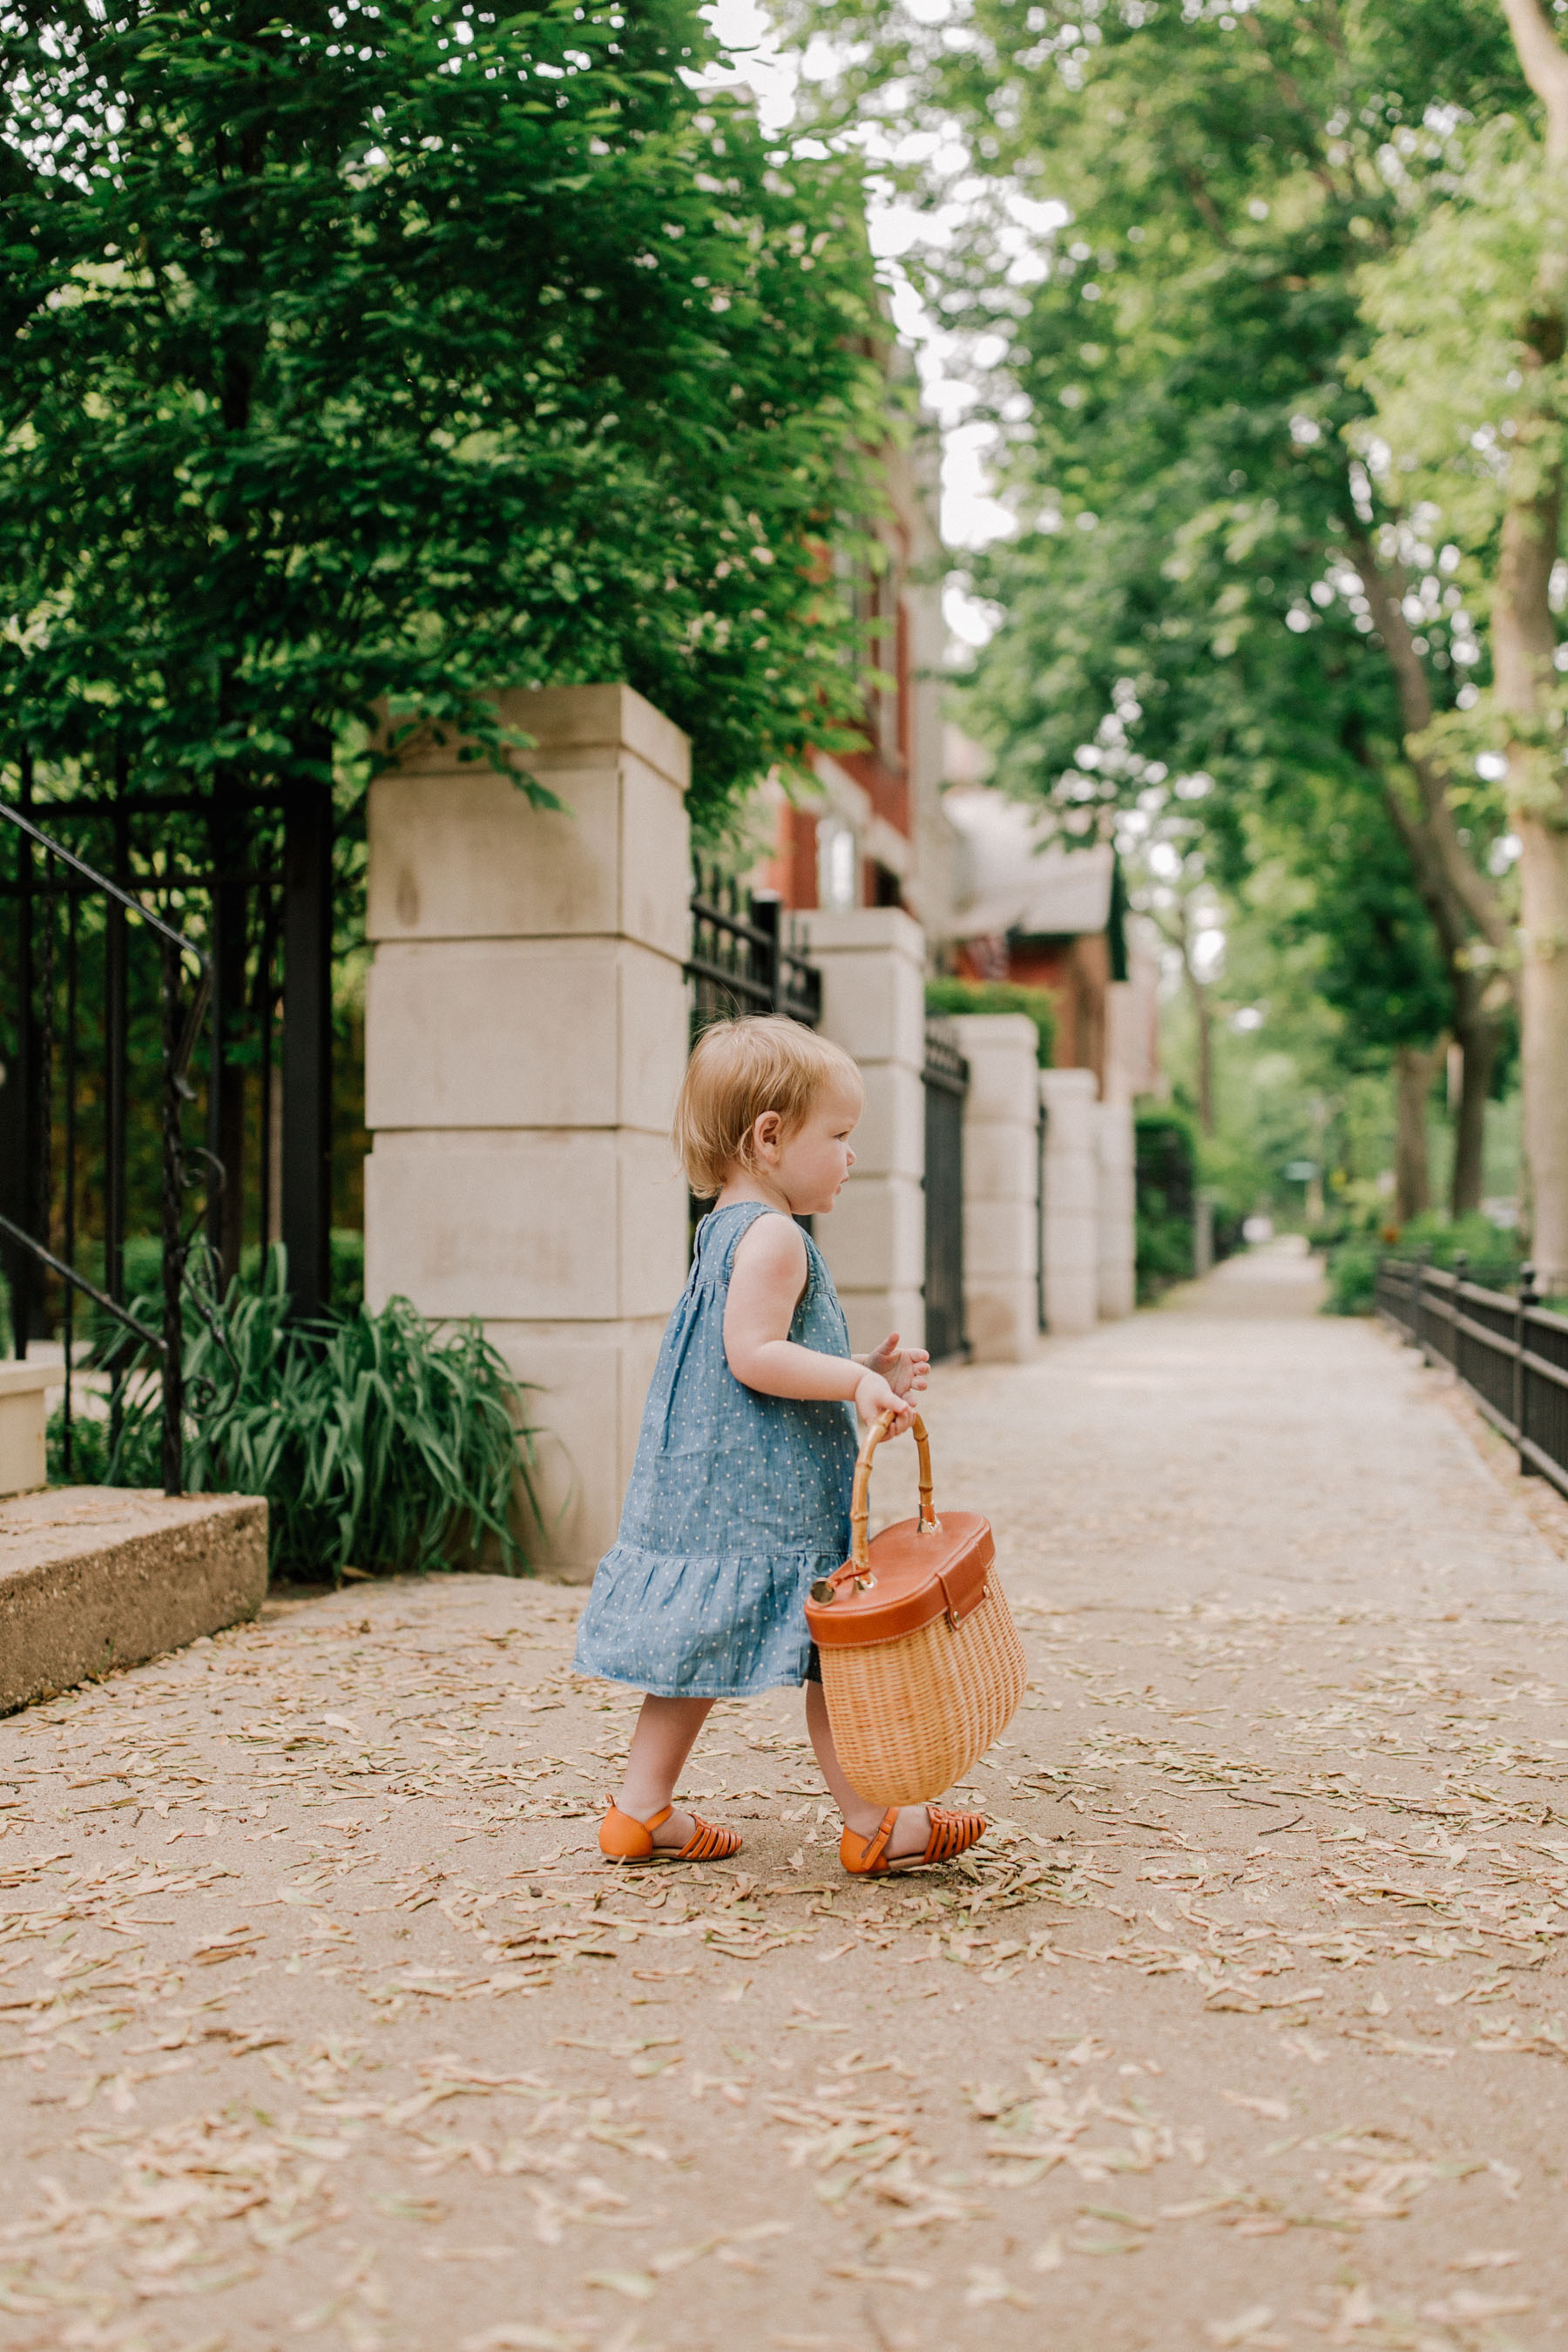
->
[752,1109,783,1162]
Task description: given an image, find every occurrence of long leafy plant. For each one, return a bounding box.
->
[69,1248,535,1580]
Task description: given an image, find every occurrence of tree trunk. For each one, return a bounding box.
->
[1375,767,1504,1213]
[1517,825,1568,1281]
[1449,986,1502,1220]
[1395,1043,1438,1224]
[1189,966,1214,1137]
[1497,0,1568,1288]
[1345,564,1518,1225]
[1351,541,1511,970]
[1493,329,1568,1278]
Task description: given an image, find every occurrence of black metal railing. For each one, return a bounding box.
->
[2,754,336,1324]
[1376,1252,1568,1501]
[686,863,821,1031]
[923,1020,969,1362]
[0,802,211,1493]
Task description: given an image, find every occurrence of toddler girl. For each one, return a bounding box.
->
[573,1014,986,1876]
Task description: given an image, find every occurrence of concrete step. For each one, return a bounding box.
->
[0,1487,267,1713]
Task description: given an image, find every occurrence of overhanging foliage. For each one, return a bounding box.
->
[2,0,894,830]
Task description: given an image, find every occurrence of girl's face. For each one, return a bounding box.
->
[752,1078,862,1216]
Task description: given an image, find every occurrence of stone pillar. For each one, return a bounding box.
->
[1039,1067,1099,1336]
[1094,1098,1137,1320]
[803,909,926,1355]
[364,685,692,1580]
[950,1013,1039,1362]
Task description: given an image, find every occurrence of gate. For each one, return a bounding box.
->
[686,864,821,1032]
[683,865,822,1245]
[1,749,338,1355]
[0,800,211,1488]
[923,1020,968,1362]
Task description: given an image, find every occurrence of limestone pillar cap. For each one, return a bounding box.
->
[801,906,926,963]
[369,681,690,795]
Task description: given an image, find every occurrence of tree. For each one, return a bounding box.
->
[1121,801,1225,1137]
[962,409,1503,1207]
[1125,767,1452,1212]
[1277,771,1454,1223]
[1,0,891,834]
[1354,0,1568,1284]
[799,0,1520,1210]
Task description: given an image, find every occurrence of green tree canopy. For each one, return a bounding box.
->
[797,0,1528,1209]
[1352,0,1568,1284]
[2,0,891,829]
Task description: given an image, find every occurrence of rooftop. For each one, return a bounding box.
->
[942,787,1114,940]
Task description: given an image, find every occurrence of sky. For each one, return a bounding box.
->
[699,0,1031,651]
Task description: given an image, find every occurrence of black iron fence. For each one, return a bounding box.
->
[0,802,210,1492]
[923,1022,969,1363]
[2,756,338,1331]
[686,864,821,1032]
[684,866,822,1248]
[1376,1254,1568,1500]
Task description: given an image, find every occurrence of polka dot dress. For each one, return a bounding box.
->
[572,1201,859,1698]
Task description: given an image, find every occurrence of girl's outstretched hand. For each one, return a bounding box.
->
[861,1331,931,1401]
[853,1368,916,1434]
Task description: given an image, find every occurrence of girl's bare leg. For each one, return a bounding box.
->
[805,1680,932,1862]
[616,1694,716,1850]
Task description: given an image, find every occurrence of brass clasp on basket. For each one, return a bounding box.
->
[811,1571,875,1605]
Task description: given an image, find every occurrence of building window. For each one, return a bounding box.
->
[818,821,859,911]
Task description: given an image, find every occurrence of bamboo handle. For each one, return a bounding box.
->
[848,1409,938,1575]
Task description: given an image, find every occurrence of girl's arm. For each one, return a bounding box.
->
[723,1214,914,1431]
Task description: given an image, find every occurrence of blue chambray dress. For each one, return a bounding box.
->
[572,1200,860,1698]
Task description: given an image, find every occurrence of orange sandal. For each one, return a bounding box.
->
[598,1801,743,1865]
[840,1803,986,1877]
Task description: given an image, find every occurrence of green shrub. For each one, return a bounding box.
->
[1134,1109,1196,1301]
[234,1230,364,1316]
[925,977,1057,1068]
[69,1247,537,1581]
[1323,1238,1381,1316]
[1136,1206,1194,1301]
[328,1229,365,1318]
[1389,1210,1521,1292]
[66,1233,356,1365]
[47,1398,162,1486]
[1323,1212,1523,1319]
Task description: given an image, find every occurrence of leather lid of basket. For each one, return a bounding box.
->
[805,1510,995,1647]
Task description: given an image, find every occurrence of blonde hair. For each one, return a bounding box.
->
[673,1016,863,1199]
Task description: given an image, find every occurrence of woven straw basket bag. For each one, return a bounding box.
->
[804,1409,1026,1806]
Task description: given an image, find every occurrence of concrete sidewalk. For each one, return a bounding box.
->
[3,1245,1568,2352]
